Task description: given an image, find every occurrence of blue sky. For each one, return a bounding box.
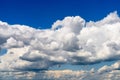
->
[0,49,7,56]
[0,0,120,28]
[49,61,116,71]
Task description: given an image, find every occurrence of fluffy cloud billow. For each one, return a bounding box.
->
[1,11,120,71]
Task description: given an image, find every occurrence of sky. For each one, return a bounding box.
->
[0,0,120,28]
[1,0,120,80]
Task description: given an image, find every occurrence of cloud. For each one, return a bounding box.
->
[98,61,120,74]
[1,69,120,80]
[1,11,120,72]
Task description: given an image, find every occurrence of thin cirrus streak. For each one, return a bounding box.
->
[0,11,120,72]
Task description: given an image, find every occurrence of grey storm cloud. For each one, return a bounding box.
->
[1,11,120,71]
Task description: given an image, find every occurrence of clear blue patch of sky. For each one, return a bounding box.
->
[0,0,120,28]
[0,48,7,56]
[49,61,116,71]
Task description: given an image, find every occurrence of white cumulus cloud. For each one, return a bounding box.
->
[0,11,120,72]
